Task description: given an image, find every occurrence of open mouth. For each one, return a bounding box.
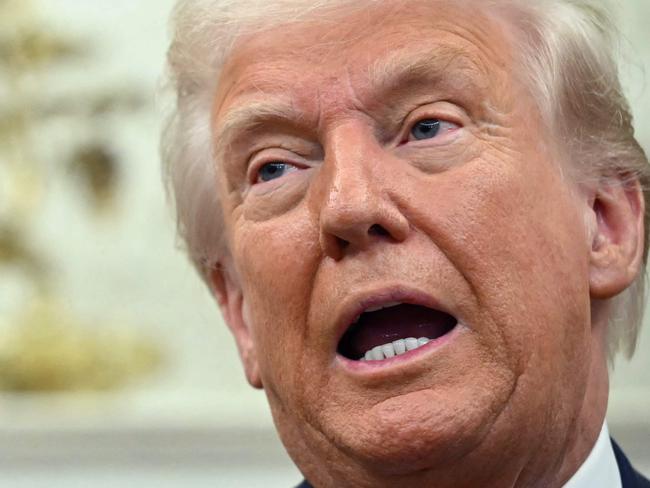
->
[337,303,458,361]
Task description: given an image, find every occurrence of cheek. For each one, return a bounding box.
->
[492,163,589,367]
[411,149,591,370]
[232,209,321,377]
[471,156,589,305]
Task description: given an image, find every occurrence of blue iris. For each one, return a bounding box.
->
[258,162,289,182]
[411,119,441,140]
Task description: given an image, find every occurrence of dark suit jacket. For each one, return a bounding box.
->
[295,440,650,487]
[612,439,650,488]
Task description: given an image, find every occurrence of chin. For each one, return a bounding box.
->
[290,378,510,478]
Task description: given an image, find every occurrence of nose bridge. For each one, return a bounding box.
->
[325,122,375,211]
[316,121,409,259]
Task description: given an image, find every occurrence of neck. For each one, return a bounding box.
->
[486,316,610,488]
[547,322,610,487]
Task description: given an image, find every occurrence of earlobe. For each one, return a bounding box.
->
[589,178,645,300]
[209,264,263,389]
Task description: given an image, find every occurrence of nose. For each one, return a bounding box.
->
[317,125,410,260]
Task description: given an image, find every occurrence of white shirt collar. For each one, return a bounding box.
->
[562,422,621,488]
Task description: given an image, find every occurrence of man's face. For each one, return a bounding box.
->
[212,2,599,485]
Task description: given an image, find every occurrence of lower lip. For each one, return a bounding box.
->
[335,323,462,373]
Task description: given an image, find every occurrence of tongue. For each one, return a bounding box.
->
[338,304,457,360]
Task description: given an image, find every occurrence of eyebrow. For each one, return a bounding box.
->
[213,46,485,152]
[213,97,305,157]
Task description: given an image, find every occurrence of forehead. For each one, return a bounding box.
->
[213,1,516,136]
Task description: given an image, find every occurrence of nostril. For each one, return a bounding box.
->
[369,224,389,237]
[336,236,349,249]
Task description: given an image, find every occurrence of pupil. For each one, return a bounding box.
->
[260,162,284,181]
[412,119,441,140]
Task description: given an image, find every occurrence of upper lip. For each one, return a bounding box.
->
[332,285,454,350]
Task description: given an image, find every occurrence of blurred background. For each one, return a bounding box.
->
[0,0,647,486]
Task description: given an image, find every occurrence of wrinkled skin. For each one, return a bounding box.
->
[208,2,645,487]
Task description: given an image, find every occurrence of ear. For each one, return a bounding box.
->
[588,177,645,299]
[209,264,263,389]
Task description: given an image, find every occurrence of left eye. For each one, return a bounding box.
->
[257,162,296,183]
[409,119,442,140]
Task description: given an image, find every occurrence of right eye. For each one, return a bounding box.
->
[256,162,298,183]
[406,118,460,143]
[410,119,441,140]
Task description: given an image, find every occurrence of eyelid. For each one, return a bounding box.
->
[405,119,460,144]
[398,102,465,144]
[247,149,309,185]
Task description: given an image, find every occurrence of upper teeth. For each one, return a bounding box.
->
[363,301,403,313]
[361,337,430,361]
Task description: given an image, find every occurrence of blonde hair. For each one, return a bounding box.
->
[161,0,649,359]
